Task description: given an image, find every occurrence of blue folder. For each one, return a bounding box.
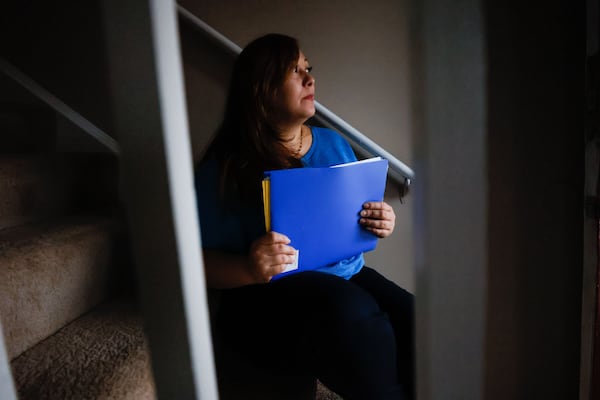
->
[262,157,389,277]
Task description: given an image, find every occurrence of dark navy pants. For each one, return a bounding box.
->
[217,267,415,400]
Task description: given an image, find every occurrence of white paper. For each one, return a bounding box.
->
[282,249,299,273]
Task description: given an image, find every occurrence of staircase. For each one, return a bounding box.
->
[0,21,346,398]
[0,96,157,399]
[0,101,346,400]
[0,84,350,400]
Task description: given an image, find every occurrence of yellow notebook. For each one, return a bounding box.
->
[262,177,271,232]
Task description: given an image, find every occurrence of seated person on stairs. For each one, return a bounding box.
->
[195,33,414,400]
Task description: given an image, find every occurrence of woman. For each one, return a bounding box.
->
[195,33,414,400]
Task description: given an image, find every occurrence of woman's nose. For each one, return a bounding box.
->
[304,71,315,86]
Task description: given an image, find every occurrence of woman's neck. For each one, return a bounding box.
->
[278,123,305,157]
[278,122,303,142]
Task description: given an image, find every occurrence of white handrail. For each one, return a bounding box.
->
[0,57,120,155]
[177,6,241,56]
[311,105,414,183]
[177,4,415,184]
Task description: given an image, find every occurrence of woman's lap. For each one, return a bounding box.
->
[216,267,414,399]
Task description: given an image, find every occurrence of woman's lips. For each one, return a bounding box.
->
[303,95,314,101]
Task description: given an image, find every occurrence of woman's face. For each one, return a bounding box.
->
[273,51,316,125]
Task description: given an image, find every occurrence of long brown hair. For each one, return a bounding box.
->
[201,33,304,206]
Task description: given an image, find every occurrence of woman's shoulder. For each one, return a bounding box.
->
[310,126,348,144]
[304,125,357,166]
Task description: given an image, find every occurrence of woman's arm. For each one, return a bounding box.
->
[202,250,255,289]
[203,231,297,289]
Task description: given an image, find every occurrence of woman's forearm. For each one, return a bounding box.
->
[203,232,296,288]
[202,249,254,289]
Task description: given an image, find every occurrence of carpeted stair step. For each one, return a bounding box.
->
[0,154,119,230]
[11,299,156,400]
[0,217,124,360]
[316,381,343,400]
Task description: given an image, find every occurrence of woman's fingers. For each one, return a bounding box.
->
[263,231,291,246]
[360,201,396,238]
[360,218,394,230]
[249,231,297,282]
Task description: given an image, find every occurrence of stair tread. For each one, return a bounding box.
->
[0,153,119,230]
[0,215,115,250]
[11,299,156,400]
[0,216,124,359]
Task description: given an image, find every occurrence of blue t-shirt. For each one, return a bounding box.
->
[195,126,365,280]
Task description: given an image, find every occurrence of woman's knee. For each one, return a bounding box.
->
[287,273,394,345]
[294,272,383,323]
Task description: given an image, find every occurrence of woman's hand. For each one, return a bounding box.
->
[248,231,296,283]
[359,201,396,238]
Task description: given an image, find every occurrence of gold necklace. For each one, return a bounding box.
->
[294,126,304,157]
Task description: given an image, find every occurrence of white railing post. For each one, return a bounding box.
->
[102,0,218,398]
[411,0,487,398]
[0,321,17,400]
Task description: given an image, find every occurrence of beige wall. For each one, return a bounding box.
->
[179,0,415,291]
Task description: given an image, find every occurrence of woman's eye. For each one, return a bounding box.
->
[294,65,312,74]
[293,66,313,74]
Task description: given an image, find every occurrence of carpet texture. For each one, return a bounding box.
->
[0,218,120,360]
[11,299,156,400]
[0,156,71,230]
[316,381,343,400]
